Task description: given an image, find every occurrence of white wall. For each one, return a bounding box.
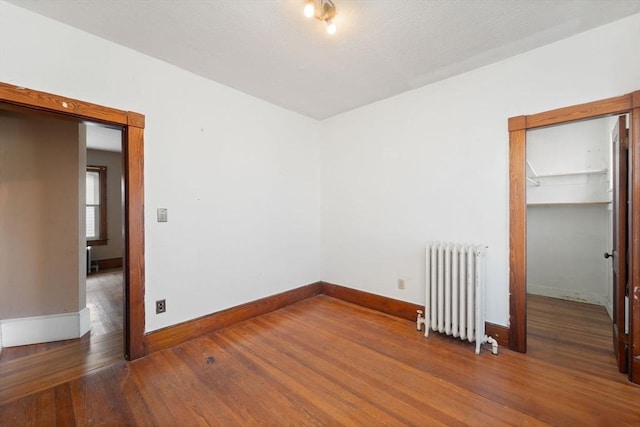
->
[0,1,322,332]
[527,205,609,305]
[321,13,640,326]
[525,118,611,307]
[526,118,610,204]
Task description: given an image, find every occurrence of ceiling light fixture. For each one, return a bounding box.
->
[303,0,337,35]
[303,0,315,18]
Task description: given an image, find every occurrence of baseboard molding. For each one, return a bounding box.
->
[528,284,606,306]
[321,282,423,321]
[484,322,510,347]
[322,282,510,348]
[94,257,123,270]
[146,282,323,353]
[145,281,511,354]
[1,307,91,347]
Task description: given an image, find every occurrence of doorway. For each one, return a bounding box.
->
[0,82,146,362]
[85,124,125,338]
[0,110,126,403]
[525,116,619,378]
[508,90,640,384]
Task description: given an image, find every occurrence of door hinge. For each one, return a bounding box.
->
[621,333,629,345]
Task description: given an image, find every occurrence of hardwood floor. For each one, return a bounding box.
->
[0,269,123,404]
[86,268,124,336]
[2,295,640,425]
[527,294,620,381]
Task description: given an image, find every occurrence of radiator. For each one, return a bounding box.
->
[417,242,498,355]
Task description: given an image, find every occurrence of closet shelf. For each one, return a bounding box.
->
[533,169,607,178]
[526,160,607,187]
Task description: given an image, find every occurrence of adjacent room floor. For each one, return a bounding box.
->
[527,293,620,381]
[0,269,124,404]
[1,293,639,425]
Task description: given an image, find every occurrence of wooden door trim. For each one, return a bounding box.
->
[508,91,638,355]
[613,116,629,373]
[508,124,527,352]
[0,82,146,360]
[630,98,640,382]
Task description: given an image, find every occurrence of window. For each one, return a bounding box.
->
[86,165,107,245]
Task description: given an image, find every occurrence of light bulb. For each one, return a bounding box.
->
[304,2,315,18]
[326,20,336,35]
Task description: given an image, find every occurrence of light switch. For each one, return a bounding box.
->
[157,208,168,222]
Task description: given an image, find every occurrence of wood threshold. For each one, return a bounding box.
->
[0,330,123,405]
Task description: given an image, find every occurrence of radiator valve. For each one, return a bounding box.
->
[485,335,499,355]
[416,310,426,331]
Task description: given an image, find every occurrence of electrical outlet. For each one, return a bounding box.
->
[398,279,405,290]
[156,299,166,314]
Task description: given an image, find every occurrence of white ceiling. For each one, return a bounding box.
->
[86,124,122,153]
[6,0,640,119]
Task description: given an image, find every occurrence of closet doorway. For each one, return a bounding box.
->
[525,116,622,378]
[508,91,640,384]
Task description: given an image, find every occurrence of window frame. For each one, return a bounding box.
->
[86,165,108,246]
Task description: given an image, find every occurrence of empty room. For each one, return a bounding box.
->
[1,0,640,425]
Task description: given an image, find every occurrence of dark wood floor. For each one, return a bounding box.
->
[0,269,123,403]
[2,294,639,425]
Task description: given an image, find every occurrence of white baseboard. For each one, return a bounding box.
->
[528,284,606,306]
[1,307,91,347]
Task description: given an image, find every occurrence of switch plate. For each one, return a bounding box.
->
[157,208,168,222]
[398,279,405,290]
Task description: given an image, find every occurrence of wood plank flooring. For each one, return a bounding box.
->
[527,294,620,381]
[2,295,640,426]
[0,269,123,403]
[86,269,124,336]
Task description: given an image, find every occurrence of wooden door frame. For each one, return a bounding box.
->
[612,115,629,373]
[508,91,640,366]
[0,82,146,360]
